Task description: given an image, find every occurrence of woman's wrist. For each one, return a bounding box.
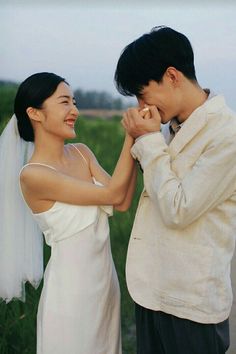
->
[124,132,134,145]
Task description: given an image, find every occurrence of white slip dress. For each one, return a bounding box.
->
[19,146,122,354]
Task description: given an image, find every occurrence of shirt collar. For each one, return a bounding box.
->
[169,88,215,136]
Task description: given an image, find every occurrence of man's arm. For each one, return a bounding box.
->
[122,105,236,229]
[132,132,236,229]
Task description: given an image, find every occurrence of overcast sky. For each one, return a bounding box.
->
[1,1,236,109]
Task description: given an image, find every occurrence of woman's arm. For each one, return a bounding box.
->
[75,142,137,211]
[114,163,137,211]
[74,143,111,187]
[20,133,134,208]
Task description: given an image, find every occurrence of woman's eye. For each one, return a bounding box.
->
[61,101,69,104]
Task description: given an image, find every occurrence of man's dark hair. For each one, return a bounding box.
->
[114,26,197,97]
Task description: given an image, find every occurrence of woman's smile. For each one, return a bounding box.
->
[64,118,77,128]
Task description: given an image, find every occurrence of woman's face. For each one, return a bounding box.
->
[39,82,79,140]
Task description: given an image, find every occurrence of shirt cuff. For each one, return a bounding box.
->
[135,131,161,143]
[131,132,164,162]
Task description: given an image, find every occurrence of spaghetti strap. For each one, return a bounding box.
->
[70,144,88,166]
[19,163,57,176]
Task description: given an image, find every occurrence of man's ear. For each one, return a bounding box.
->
[26,107,42,122]
[165,67,180,86]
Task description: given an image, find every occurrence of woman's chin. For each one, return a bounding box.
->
[63,128,77,139]
[54,128,77,140]
[67,131,76,139]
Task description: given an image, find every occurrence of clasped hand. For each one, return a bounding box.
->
[121,105,161,139]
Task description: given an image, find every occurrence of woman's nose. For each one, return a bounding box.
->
[71,104,79,116]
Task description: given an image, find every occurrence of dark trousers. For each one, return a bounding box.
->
[135,303,230,354]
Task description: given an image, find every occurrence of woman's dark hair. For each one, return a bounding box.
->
[14,72,68,142]
[114,26,197,97]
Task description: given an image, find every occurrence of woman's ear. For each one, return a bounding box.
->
[26,107,42,122]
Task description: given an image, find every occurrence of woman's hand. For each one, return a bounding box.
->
[139,106,152,120]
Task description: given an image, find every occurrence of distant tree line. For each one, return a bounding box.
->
[74,88,124,110]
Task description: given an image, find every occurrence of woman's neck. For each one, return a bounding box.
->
[30,133,68,166]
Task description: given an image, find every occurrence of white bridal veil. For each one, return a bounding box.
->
[0,115,43,302]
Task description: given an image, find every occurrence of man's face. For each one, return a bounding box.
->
[137,76,182,124]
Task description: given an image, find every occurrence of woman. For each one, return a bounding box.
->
[0,72,137,354]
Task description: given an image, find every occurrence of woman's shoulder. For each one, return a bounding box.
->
[70,143,96,162]
[71,142,91,153]
[20,163,56,186]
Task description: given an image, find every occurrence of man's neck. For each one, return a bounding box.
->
[177,83,209,123]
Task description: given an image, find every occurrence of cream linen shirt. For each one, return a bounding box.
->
[126,94,236,323]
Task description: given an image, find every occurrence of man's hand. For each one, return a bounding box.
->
[121,105,161,139]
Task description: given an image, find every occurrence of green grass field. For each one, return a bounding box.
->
[0,115,143,354]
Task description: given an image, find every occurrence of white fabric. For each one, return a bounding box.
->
[19,171,121,354]
[126,95,236,323]
[0,115,44,302]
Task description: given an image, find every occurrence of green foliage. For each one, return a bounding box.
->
[73,117,143,353]
[0,116,143,354]
[0,82,18,133]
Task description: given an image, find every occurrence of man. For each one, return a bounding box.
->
[115,26,236,354]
